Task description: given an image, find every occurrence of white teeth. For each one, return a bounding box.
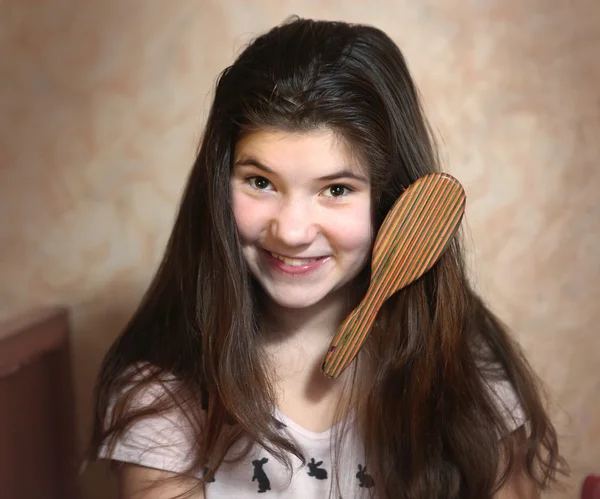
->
[270,252,319,266]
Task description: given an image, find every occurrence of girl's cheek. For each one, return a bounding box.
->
[232,194,270,239]
[326,204,373,248]
[231,191,250,233]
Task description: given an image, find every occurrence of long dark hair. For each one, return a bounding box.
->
[89,17,565,498]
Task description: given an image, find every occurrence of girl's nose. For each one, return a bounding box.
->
[270,198,318,248]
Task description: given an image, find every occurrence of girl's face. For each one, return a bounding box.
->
[231,128,373,310]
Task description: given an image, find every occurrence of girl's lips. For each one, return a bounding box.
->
[262,249,330,275]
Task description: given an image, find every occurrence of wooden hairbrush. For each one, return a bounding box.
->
[321,172,466,379]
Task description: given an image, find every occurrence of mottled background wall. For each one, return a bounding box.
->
[0,1,598,497]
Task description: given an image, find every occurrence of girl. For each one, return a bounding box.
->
[90,17,564,499]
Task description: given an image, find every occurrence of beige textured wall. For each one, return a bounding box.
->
[1,1,598,497]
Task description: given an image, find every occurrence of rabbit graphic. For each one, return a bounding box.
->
[356,464,375,488]
[252,457,271,493]
[307,458,328,480]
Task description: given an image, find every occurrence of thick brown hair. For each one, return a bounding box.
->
[89,17,565,498]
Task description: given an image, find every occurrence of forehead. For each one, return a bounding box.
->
[234,128,367,176]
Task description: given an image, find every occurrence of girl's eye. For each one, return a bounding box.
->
[324,184,352,198]
[248,176,272,190]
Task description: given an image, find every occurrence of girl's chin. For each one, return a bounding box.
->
[265,294,324,310]
[261,283,352,312]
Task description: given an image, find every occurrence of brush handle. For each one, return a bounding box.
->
[323,280,388,376]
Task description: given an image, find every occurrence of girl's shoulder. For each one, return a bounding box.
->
[484,373,527,434]
[474,342,528,434]
[97,361,205,477]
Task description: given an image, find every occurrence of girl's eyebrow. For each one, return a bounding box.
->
[233,157,275,173]
[318,170,368,184]
[233,156,369,184]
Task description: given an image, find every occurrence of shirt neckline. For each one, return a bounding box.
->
[273,407,356,441]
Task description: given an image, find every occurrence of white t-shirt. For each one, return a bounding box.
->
[98,371,525,498]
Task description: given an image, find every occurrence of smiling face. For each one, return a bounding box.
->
[230,128,373,311]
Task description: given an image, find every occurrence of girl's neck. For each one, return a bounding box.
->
[259,285,355,347]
